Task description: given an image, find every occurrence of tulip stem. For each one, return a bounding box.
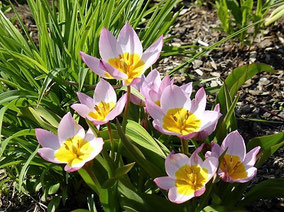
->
[107,122,115,160]
[122,86,131,132]
[180,138,188,154]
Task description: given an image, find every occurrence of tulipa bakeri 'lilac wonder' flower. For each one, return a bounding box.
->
[154,148,218,204]
[35,113,104,172]
[206,130,261,183]
[71,79,127,126]
[80,22,163,85]
[146,84,220,139]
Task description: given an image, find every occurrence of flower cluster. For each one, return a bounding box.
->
[34,22,260,205]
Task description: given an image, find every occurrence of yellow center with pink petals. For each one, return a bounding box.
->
[88,102,115,121]
[108,53,145,84]
[55,135,94,166]
[220,154,247,180]
[175,164,208,195]
[163,108,201,135]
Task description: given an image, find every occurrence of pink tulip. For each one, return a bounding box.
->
[35,113,104,172]
[154,149,218,204]
[206,130,261,183]
[146,85,220,139]
[71,79,127,125]
[80,23,163,85]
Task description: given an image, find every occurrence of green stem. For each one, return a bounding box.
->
[122,86,131,132]
[180,138,188,154]
[107,122,115,160]
[101,147,114,177]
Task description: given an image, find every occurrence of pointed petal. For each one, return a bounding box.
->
[99,27,122,61]
[243,146,261,167]
[161,85,191,113]
[145,69,161,91]
[154,177,175,190]
[190,143,205,165]
[117,22,143,57]
[168,187,194,204]
[38,148,61,164]
[76,92,94,109]
[58,113,85,142]
[126,77,142,86]
[165,153,190,178]
[71,104,91,118]
[221,130,246,161]
[84,129,104,161]
[205,142,222,159]
[35,129,60,149]
[190,87,206,117]
[232,167,258,183]
[180,82,193,97]
[64,163,83,172]
[141,35,163,70]
[80,52,111,79]
[94,79,117,104]
[198,111,219,131]
[153,119,180,137]
[201,157,219,181]
[105,94,127,121]
[159,75,172,95]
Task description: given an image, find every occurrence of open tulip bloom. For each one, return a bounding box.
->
[206,130,261,183]
[154,148,218,204]
[146,85,220,139]
[80,23,163,85]
[35,113,104,172]
[71,79,127,126]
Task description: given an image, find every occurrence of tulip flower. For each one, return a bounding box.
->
[193,104,222,141]
[129,74,145,106]
[80,22,163,85]
[71,79,127,125]
[35,113,104,172]
[206,130,261,183]
[154,149,218,204]
[146,85,219,139]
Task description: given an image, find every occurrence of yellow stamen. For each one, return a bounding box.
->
[108,53,145,84]
[55,135,94,166]
[162,108,201,135]
[88,102,115,121]
[175,164,208,195]
[220,154,247,180]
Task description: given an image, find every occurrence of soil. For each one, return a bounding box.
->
[1,1,283,212]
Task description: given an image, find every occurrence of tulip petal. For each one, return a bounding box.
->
[102,61,128,80]
[198,111,219,131]
[222,130,246,161]
[71,104,91,118]
[243,146,261,167]
[99,27,122,61]
[180,82,193,97]
[77,92,94,109]
[230,167,258,183]
[145,99,164,120]
[35,128,60,149]
[117,22,143,57]
[145,69,161,91]
[80,52,111,79]
[190,87,206,117]
[168,187,194,204]
[141,35,163,70]
[190,143,205,165]
[94,79,117,104]
[105,94,127,121]
[159,75,172,95]
[58,113,85,142]
[161,85,190,113]
[201,157,219,181]
[194,187,206,197]
[165,153,190,178]
[64,163,84,172]
[38,148,61,164]
[152,119,180,137]
[154,177,175,190]
[205,142,222,159]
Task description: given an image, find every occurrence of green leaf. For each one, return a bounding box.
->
[47,196,61,212]
[72,210,90,212]
[48,183,60,195]
[114,162,135,178]
[240,179,284,206]
[247,131,284,151]
[201,205,246,212]
[78,168,101,194]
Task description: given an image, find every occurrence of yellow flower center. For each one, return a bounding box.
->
[55,135,94,166]
[219,154,248,180]
[108,53,145,84]
[88,102,115,121]
[162,108,201,135]
[175,164,208,195]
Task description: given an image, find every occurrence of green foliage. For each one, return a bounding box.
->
[214,0,279,45]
